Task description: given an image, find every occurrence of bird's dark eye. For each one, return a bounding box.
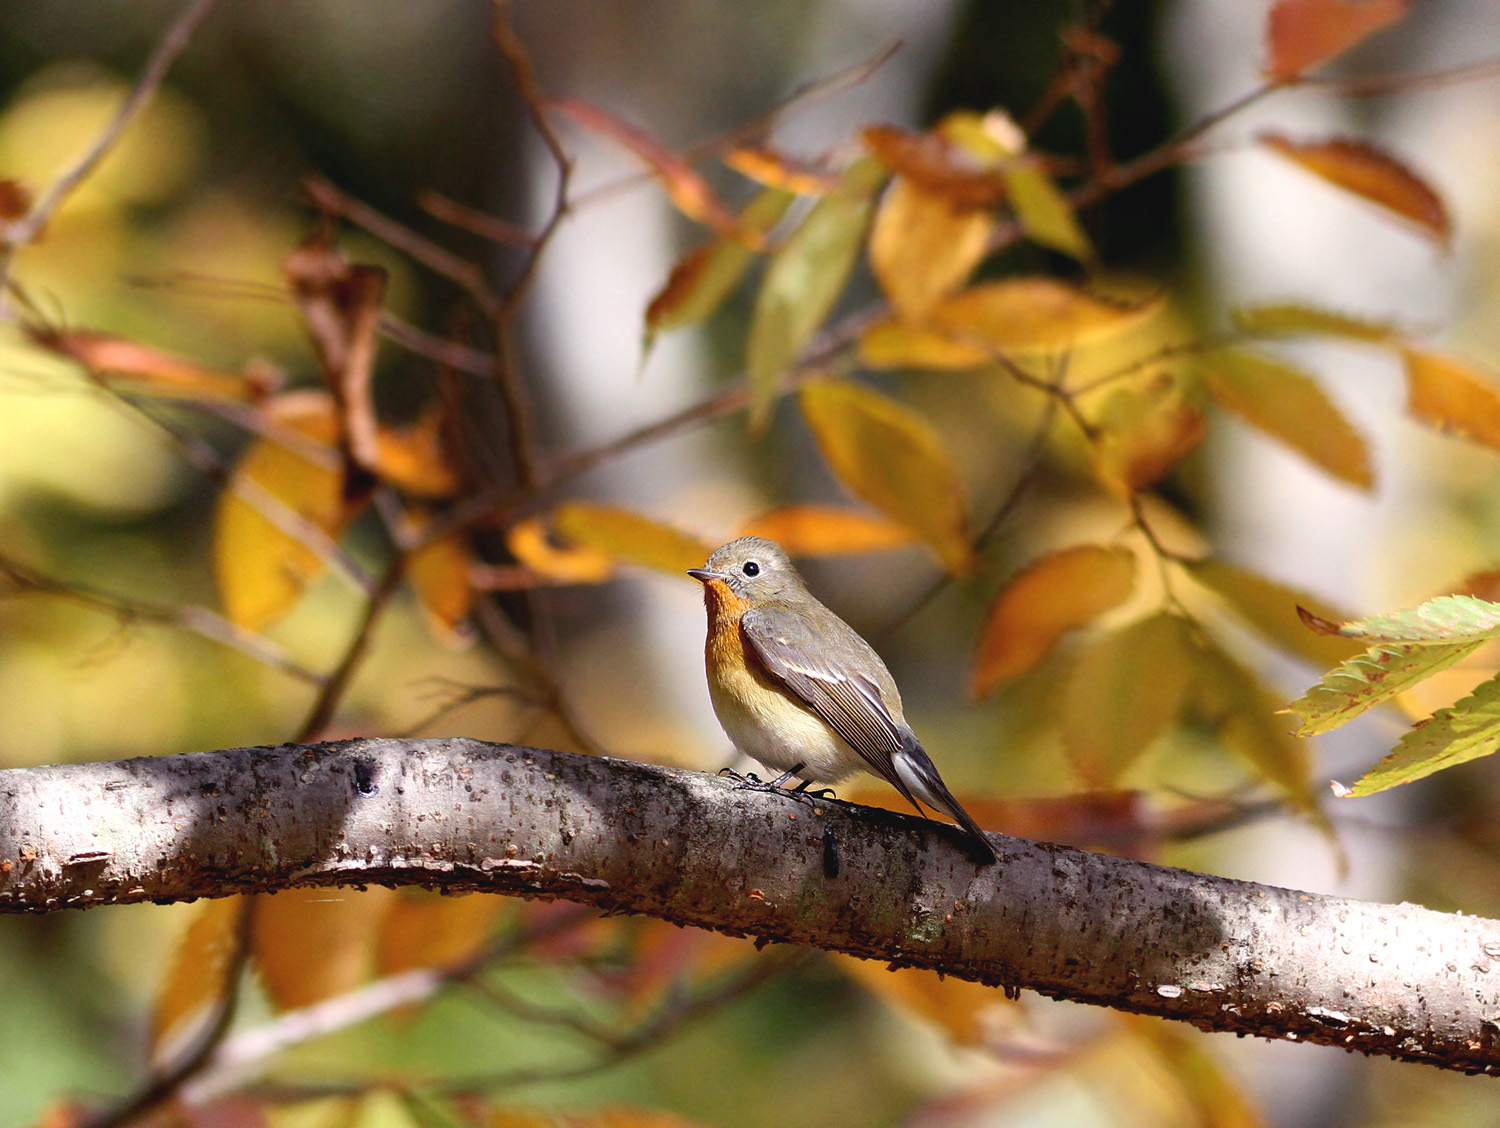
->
[742,560,760,577]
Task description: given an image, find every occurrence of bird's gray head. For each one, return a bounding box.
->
[687,536,804,599]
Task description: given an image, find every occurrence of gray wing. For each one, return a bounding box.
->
[739,603,918,804]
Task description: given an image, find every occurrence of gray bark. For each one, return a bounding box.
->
[2,737,1498,1074]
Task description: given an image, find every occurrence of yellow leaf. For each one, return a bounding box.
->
[839,955,1011,1045]
[1195,644,1313,805]
[1062,613,1197,787]
[1091,374,1205,496]
[868,177,994,318]
[253,887,394,1011]
[1201,351,1372,490]
[505,516,615,584]
[1403,348,1500,452]
[745,158,882,429]
[374,890,508,977]
[213,392,351,631]
[407,529,475,642]
[859,279,1159,369]
[798,379,973,575]
[151,897,246,1066]
[971,544,1137,696]
[1124,1015,1271,1128]
[1261,132,1448,246]
[553,502,713,576]
[739,506,918,556]
[373,411,460,498]
[723,146,842,196]
[1000,158,1093,262]
[1187,559,1363,668]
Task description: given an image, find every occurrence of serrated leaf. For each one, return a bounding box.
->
[1331,595,1500,642]
[1091,373,1205,496]
[1404,348,1500,452]
[1346,672,1500,796]
[1261,133,1449,246]
[1188,559,1363,668]
[1062,613,1197,787]
[738,506,916,556]
[1287,639,1484,735]
[151,897,246,1067]
[1201,350,1372,490]
[868,177,994,318]
[746,160,881,429]
[1229,302,1399,343]
[213,392,352,631]
[1265,0,1409,83]
[799,379,973,575]
[552,502,713,577]
[645,188,794,337]
[253,887,393,1011]
[374,890,507,977]
[971,544,1136,696]
[859,279,1159,370]
[1000,158,1093,261]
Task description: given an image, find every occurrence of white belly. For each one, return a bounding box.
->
[710,673,860,784]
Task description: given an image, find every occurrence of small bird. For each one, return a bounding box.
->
[688,536,996,864]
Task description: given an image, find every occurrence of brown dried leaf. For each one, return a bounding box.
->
[1404,348,1500,452]
[1266,0,1408,82]
[553,502,713,576]
[739,506,917,557]
[555,98,755,247]
[799,379,973,575]
[0,177,32,221]
[868,177,994,318]
[971,544,1137,696]
[861,124,1009,208]
[1261,133,1449,245]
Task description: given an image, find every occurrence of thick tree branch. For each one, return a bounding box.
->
[3,739,1500,1074]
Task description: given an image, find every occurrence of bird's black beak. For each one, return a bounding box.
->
[686,568,722,583]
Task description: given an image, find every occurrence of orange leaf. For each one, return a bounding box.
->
[1261,133,1449,245]
[860,279,1159,369]
[253,887,393,1011]
[868,177,994,318]
[861,124,1009,208]
[213,391,354,631]
[407,527,476,642]
[799,379,973,575]
[838,956,1012,1045]
[724,146,842,196]
[151,897,246,1066]
[553,502,713,576]
[1265,0,1408,82]
[374,410,461,498]
[971,544,1136,696]
[1404,348,1500,452]
[739,506,917,556]
[25,326,272,403]
[506,515,615,584]
[1091,374,1206,496]
[554,98,754,247]
[374,890,508,977]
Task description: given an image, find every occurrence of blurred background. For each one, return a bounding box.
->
[4,1,1500,1126]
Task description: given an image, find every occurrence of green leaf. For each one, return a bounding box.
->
[1334,594,1500,642]
[745,159,881,430]
[1187,559,1363,668]
[1200,350,1372,490]
[1345,673,1500,796]
[1287,639,1485,735]
[1229,302,1399,343]
[645,187,794,338]
[1061,613,1196,786]
[1000,158,1093,262]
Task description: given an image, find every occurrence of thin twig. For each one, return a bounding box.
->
[0,0,223,311]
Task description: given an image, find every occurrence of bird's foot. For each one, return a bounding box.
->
[789,778,837,800]
[719,765,834,804]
